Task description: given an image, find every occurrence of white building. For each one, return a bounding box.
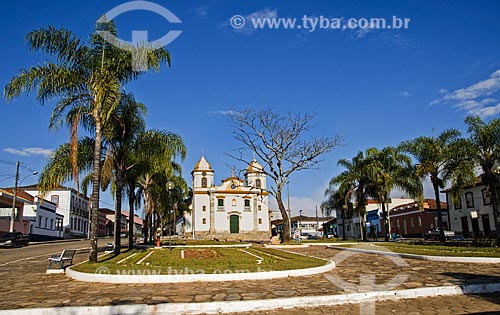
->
[184,156,271,240]
[24,186,89,239]
[445,178,496,238]
[22,193,64,241]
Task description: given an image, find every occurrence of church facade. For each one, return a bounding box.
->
[183,155,271,240]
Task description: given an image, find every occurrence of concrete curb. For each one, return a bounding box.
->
[162,244,252,248]
[65,260,335,283]
[264,242,358,248]
[3,282,500,315]
[328,245,500,263]
[136,243,253,249]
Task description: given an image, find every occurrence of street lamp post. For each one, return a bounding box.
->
[299,209,303,233]
[10,162,37,233]
[167,181,175,249]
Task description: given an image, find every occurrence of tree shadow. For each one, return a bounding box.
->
[443,272,500,286]
[443,272,500,312]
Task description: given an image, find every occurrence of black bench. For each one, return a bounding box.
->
[48,249,77,269]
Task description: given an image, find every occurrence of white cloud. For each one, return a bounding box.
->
[356,27,372,39]
[3,148,29,157]
[209,110,239,116]
[195,6,208,17]
[3,147,53,157]
[431,69,500,118]
[400,91,410,97]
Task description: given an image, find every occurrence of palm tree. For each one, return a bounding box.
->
[101,92,146,254]
[400,129,466,233]
[330,151,373,240]
[4,23,170,262]
[322,184,353,240]
[365,146,423,241]
[463,116,500,243]
[38,137,96,193]
[133,130,186,243]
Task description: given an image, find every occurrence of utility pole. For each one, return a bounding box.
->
[10,161,20,233]
[287,181,291,234]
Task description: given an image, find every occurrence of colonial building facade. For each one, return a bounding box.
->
[24,186,89,238]
[184,155,270,240]
[445,177,497,238]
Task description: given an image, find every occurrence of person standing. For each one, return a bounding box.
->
[294,227,301,244]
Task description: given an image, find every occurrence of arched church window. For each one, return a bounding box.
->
[201,177,207,188]
[255,179,261,189]
[232,199,237,206]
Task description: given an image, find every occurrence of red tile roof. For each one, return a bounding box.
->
[1,188,34,203]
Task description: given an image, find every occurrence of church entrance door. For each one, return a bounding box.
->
[230,215,239,233]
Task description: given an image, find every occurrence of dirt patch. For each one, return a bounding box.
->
[181,249,221,259]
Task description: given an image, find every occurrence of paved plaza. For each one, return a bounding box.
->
[0,243,499,313]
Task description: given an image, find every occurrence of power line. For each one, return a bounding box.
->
[0,159,17,166]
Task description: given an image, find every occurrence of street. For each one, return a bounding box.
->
[0,239,93,266]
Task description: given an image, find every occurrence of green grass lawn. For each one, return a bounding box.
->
[350,242,500,257]
[72,246,328,274]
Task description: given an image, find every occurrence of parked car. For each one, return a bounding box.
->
[301,232,319,240]
[0,232,29,247]
[423,227,454,241]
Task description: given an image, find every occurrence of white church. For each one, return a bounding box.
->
[183,155,271,240]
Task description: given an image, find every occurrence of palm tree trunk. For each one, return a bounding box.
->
[485,170,500,244]
[128,182,135,249]
[143,214,149,244]
[382,201,389,241]
[113,172,124,255]
[89,117,102,263]
[341,208,346,240]
[431,175,445,242]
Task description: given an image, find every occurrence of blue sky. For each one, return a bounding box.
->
[1,1,499,217]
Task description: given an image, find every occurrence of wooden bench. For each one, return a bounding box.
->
[48,249,77,269]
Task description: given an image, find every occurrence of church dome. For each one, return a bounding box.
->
[193,155,213,172]
[247,159,264,174]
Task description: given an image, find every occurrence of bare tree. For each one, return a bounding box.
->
[228,109,342,242]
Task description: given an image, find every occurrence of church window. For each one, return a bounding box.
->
[258,205,262,211]
[202,218,206,224]
[244,199,250,207]
[202,206,206,212]
[255,179,261,189]
[258,218,262,224]
[232,199,237,206]
[201,177,207,188]
[218,199,224,207]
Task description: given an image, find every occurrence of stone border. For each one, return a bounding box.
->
[327,245,500,263]
[264,242,358,248]
[137,243,252,249]
[3,282,500,315]
[65,260,335,284]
